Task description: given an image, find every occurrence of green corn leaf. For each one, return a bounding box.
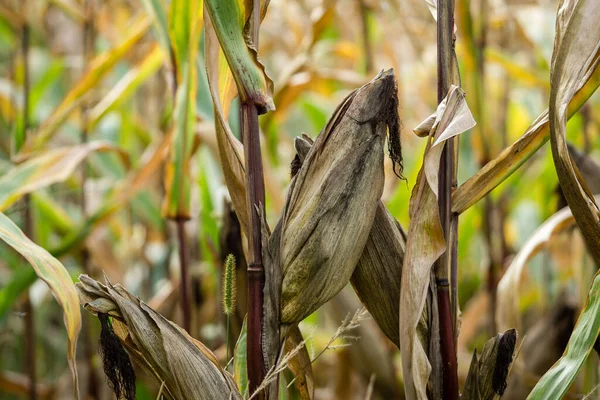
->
[204,0,274,113]
[141,0,171,53]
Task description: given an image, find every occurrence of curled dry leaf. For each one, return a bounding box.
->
[496,195,600,332]
[400,86,475,400]
[274,69,401,326]
[76,274,242,400]
[452,47,600,215]
[547,0,600,266]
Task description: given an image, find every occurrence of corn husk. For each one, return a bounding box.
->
[293,133,407,348]
[462,329,519,400]
[273,69,401,326]
[75,275,241,400]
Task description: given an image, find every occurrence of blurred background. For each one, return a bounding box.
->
[0,0,599,398]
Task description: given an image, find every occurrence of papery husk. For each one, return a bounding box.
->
[292,129,407,349]
[75,275,241,400]
[274,69,401,327]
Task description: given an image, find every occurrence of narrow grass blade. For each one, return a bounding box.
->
[89,45,166,129]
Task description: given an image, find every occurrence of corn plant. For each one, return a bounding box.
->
[2,0,600,399]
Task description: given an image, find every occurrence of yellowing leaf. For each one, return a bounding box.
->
[89,45,166,129]
[0,212,81,398]
[452,48,600,215]
[0,142,128,212]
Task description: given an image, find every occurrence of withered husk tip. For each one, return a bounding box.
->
[379,72,403,180]
[492,329,517,396]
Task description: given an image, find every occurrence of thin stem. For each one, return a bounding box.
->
[19,6,37,399]
[80,1,100,396]
[435,0,459,398]
[226,315,231,369]
[176,218,192,333]
[358,0,373,74]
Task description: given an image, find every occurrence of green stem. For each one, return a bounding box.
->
[226,315,231,369]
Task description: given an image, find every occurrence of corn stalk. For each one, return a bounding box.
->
[435,0,459,398]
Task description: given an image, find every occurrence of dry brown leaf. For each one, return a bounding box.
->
[400,86,475,400]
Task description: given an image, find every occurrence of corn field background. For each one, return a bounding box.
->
[1,0,600,399]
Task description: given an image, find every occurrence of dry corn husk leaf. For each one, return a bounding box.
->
[462,329,520,400]
[274,69,402,327]
[400,86,475,400]
[293,130,407,349]
[351,203,406,348]
[75,275,241,400]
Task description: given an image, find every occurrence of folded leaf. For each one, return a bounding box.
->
[548,0,600,266]
[204,12,249,236]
